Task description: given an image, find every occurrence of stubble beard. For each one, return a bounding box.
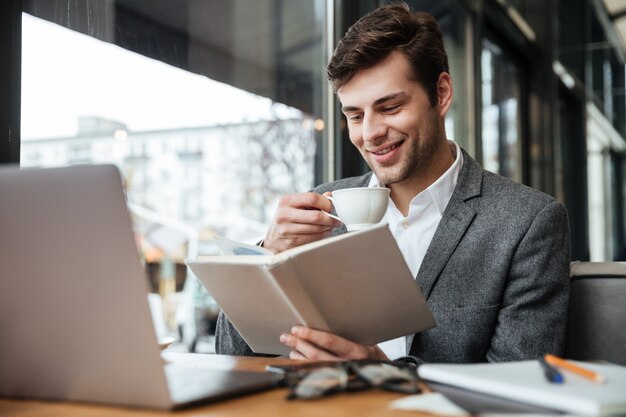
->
[370,120,442,187]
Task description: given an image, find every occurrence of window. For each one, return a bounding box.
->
[481,38,523,182]
[21,0,328,351]
[403,0,473,153]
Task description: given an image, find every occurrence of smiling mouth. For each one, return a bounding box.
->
[372,141,403,155]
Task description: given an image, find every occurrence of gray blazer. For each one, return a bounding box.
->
[215,149,571,363]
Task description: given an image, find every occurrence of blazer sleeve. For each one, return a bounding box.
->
[486,199,571,361]
[214,310,254,355]
[214,311,281,357]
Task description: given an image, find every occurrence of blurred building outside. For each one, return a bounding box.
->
[21,114,317,352]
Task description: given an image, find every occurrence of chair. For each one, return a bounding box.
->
[565,261,626,366]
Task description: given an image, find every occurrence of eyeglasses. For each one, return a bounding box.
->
[268,359,421,400]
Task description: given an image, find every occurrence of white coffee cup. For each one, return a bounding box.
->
[324,187,390,231]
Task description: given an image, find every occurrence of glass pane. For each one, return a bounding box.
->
[481,38,522,181]
[21,0,326,352]
[402,0,472,152]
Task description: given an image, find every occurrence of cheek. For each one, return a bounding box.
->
[348,126,364,147]
[397,117,429,141]
[393,112,420,131]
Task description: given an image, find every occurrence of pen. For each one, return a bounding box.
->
[539,356,564,383]
[544,354,606,383]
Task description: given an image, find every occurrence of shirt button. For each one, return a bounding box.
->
[402,220,409,229]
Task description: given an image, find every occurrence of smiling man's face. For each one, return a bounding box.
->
[338,50,450,188]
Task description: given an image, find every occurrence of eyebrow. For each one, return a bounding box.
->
[341,92,408,113]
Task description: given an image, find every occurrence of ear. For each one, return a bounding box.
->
[437,72,453,117]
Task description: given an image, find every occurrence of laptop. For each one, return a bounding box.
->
[0,164,277,409]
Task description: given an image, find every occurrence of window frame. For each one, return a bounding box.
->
[0,0,21,164]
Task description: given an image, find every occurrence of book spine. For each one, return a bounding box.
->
[265,261,331,332]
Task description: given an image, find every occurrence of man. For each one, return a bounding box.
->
[216,3,570,364]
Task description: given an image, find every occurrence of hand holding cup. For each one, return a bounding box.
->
[323,187,389,231]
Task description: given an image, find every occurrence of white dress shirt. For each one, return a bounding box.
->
[374,141,463,359]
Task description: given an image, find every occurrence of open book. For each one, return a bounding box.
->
[186,224,436,355]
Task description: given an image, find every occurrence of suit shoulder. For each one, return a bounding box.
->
[476,171,568,224]
[481,170,557,206]
[312,172,372,194]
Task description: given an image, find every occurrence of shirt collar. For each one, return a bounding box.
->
[368,140,463,215]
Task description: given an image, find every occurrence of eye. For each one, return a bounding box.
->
[381,105,400,113]
[346,113,363,123]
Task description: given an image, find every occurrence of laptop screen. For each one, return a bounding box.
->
[0,164,179,407]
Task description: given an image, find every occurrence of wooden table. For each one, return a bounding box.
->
[0,353,429,417]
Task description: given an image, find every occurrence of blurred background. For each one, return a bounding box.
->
[2,0,625,352]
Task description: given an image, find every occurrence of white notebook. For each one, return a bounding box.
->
[418,360,626,417]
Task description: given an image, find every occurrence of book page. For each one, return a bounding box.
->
[286,224,435,345]
[267,261,331,332]
[212,236,272,256]
[190,255,272,265]
[186,262,300,355]
[277,223,386,259]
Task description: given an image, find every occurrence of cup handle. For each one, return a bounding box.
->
[321,210,342,222]
[321,195,342,222]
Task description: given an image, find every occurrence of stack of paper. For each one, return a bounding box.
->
[418,360,626,416]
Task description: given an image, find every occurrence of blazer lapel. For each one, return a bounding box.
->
[405,150,483,355]
[415,150,483,299]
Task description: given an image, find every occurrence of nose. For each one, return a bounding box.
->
[362,112,387,144]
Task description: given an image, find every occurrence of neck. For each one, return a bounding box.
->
[389,141,455,216]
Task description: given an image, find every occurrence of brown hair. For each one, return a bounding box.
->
[327,3,449,106]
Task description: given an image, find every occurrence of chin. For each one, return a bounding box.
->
[373,169,406,186]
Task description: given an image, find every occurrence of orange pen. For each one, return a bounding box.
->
[544,354,606,383]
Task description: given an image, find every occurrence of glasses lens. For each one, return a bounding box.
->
[355,362,421,394]
[290,367,349,400]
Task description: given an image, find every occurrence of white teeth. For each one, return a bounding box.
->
[375,143,399,155]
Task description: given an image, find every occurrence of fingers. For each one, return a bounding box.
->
[280,332,341,361]
[289,350,307,360]
[280,206,338,230]
[278,193,336,225]
[293,326,369,359]
[263,192,342,253]
[280,326,388,361]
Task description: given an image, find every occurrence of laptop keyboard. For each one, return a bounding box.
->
[164,365,277,407]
